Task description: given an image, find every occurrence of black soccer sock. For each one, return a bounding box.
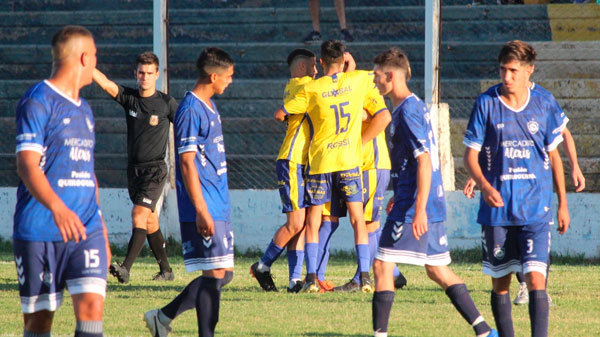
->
[122,228,147,271]
[219,271,234,287]
[147,229,171,273]
[372,291,394,333]
[515,272,525,284]
[161,276,203,319]
[196,276,221,337]
[445,284,491,336]
[491,291,514,337]
[74,321,103,337]
[529,290,549,337]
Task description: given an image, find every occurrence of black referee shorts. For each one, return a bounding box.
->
[127,161,168,212]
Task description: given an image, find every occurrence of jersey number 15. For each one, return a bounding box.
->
[331,101,350,134]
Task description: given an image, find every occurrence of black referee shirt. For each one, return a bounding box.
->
[114,85,178,165]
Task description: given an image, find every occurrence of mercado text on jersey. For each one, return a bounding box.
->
[463,86,566,226]
[174,92,230,223]
[14,80,101,241]
[283,70,384,174]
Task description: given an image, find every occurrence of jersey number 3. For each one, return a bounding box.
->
[331,101,350,134]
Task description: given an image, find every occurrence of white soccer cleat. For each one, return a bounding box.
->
[513,282,529,305]
[144,309,172,337]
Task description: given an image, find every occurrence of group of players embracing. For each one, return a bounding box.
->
[12,23,582,337]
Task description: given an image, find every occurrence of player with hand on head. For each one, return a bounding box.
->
[463,40,569,337]
[371,47,497,337]
[250,48,317,293]
[13,25,110,337]
[93,51,177,284]
[144,47,235,337]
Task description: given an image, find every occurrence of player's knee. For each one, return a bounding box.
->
[525,271,546,290]
[72,294,104,321]
[131,206,151,228]
[491,274,512,294]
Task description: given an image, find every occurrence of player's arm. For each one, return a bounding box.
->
[343,52,356,72]
[179,151,215,236]
[561,127,585,192]
[361,109,391,145]
[413,152,432,240]
[463,177,477,199]
[17,151,86,242]
[274,108,286,121]
[463,148,504,208]
[92,68,119,98]
[548,148,570,234]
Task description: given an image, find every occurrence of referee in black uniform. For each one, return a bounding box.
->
[93,52,176,283]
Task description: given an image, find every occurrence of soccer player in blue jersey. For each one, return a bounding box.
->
[144,47,234,337]
[13,25,110,337]
[463,40,570,337]
[371,47,497,337]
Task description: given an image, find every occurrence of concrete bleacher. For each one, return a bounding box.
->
[0,0,598,191]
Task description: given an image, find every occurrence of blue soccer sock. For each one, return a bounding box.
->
[352,230,379,283]
[356,244,370,273]
[74,321,103,337]
[491,291,514,337]
[259,240,284,270]
[196,276,221,337]
[287,249,304,282]
[372,291,395,334]
[445,284,491,336]
[316,220,339,280]
[529,290,549,337]
[305,242,319,276]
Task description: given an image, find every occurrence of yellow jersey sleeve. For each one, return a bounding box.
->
[363,79,388,117]
[282,82,309,115]
[361,80,391,170]
[277,77,312,163]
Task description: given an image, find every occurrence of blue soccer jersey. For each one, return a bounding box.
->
[388,94,446,223]
[174,92,230,223]
[463,86,566,226]
[14,80,101,242]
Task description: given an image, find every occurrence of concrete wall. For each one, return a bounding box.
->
[1,188,598,258]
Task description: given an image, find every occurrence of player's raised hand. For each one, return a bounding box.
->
[463,178,477,199]
[412,209,428,240]
[343,52,356,72]
[196,209,215,237]
[386,198,394,215]
[481,185,504,208]
[51,202,87,243]
[557,205,570,235]
[572,166,586,192]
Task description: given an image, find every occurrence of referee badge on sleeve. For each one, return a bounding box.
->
[149,115,159,126]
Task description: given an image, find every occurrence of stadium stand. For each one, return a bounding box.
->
[0,0,598,190]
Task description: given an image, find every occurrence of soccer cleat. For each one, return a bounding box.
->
[144,309,172,337]
[250,262,278,292]
[486,329,499,337]
[340,29,354,42]
[110,262,130,284]
[333,279,360,293]
[152,270,175,281]
[513,283,529,305]
[360,275,375,293]
[394,272,407,289]
[287,280,304,293]
[317,279,335,293]
[300,280,320,293]
[302,30,322,44]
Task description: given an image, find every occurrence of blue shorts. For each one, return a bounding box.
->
[13,228,108,314]
[180,221,234,272]
[363,169,390,222]
[276,159,308,213]
[481,223,550,278]
[376,220,451,266]
[305,166,363,206]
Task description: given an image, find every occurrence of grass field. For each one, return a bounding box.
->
[1,254,599,336]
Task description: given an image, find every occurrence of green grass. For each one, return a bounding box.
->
[1,254,599,336]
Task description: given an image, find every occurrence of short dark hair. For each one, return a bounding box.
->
[498,40,536,65]
[320,40,345,66]
[136,51,159,69]
[373,47,411,81]
[51,25,93,61]
[196,47,234,79]
[287,48,315,67]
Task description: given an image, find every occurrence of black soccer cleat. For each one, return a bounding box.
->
[152,269,175,281]
[394,271,407,289]
[302,30,322,44]
[333,279,360,293]
[287,280,304,293]
[250,262,278,292]
[340,29,354,42]
[360,273,375,293]
[110,262,130,284]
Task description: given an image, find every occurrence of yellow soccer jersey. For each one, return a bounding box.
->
[283,70,375,174]
[277,76,312,164]
[362,83,391,171]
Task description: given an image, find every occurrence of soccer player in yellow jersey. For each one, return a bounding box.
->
[276,40,391,293]
[250,49,317,293]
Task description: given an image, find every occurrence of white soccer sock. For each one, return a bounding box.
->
[289,278,301,288]
[374,331,388,337]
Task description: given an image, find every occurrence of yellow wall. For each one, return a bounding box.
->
[549,4,600,41]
